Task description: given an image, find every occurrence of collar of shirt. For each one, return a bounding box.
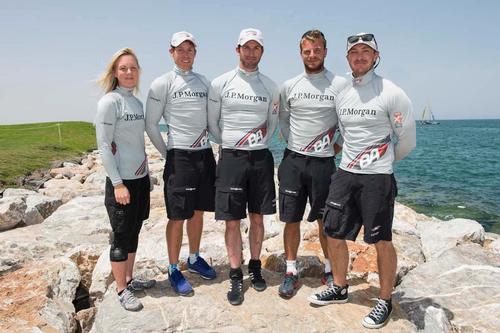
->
[304,68,327,80]
[237,66,259,77]
[174,65,192,75]
[351,68,375,86]
[115,86,134,96]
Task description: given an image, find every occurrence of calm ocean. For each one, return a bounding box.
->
[161,120,500,233]
[269,119,500,233]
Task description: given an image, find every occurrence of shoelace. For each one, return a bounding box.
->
[122,289,139,303]
[369,300,389,321]
[229,279,243,292]
[318,285,339,297]
[249,269,263,282]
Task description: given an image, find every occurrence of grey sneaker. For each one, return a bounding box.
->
[128,278,156,291]
[118,287,143,311]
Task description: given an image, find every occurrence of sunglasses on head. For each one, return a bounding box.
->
[347,33,375,44]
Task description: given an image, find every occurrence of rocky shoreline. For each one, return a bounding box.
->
[1,137,499,332]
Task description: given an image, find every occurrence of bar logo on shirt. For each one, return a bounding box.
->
[190,129,209,148]
[235,123,267,147]
[172,90,207,99]
[338,108,377,117]
[223,91,268,103]
[124,113,144,121]
[347,135,390,170]
[301,128,335,153]
[291,92,335,102]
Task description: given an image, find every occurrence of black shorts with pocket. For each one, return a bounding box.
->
[322,169,397,244]
[105,175,150,253]
[215,148,276,221]
[278,149,336,223]
[163,148,216,220]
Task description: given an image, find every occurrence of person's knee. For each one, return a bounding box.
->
[110,246,128,262]
[374,240,394,252]
[225,220,240,231]
[328,238,347,250]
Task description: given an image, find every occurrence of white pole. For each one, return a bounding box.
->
[57,123,62,145]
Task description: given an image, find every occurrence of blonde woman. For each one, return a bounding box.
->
[96,48,155,311]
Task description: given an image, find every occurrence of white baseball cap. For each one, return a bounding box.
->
[238,28,264,46]
[170,31,197,47]
[346,32,378,52]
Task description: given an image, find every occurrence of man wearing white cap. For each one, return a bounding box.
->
[308,33,416,329]
[208,28,279,305]
[146,31,217,297]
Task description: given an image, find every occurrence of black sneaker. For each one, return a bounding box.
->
[361,298,392,329]
[248,259,266,291]
[227,268,244,305]
[308,283,348,305]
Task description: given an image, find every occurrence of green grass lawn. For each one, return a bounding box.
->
[0,121,96,188]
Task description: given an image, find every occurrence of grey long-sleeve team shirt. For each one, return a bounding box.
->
[145,66,211,157]
[336,69,416,174]
[279,69,348,157]
[208,67,279,150]
[95,86,148,186]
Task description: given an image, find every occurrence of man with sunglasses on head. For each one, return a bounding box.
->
[277,29,348,299]
[208,28,279,306]
[308,32,416,329]
[146,31,217,297]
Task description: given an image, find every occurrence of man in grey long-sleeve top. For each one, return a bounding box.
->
[145,31,217,297]
[308,33,416,330]
[277,30,348,299]
[208,28,279,306]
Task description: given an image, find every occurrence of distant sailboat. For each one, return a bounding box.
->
[420,104,440,125]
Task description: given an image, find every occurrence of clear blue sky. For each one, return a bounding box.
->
[1,0,499,124]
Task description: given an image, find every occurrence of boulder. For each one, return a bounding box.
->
[395,243,500,332]
[0,196,26,231]
[418,218,485,260]
[26,194,62,219]
[0,258,81,333]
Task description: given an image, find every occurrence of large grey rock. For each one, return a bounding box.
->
[39,178,85,203]
[90,272,416,333]
[418,218,485,260]
[42,195,111,248]
[423,306,452,333]
[2,188,38,197]
[0,258,81,333]
[395,243,500,332]
[393,233,425,284]
[0,196,26,231]
[26,194,62,219]
[488,239,500,254]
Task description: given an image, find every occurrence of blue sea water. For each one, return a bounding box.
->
[161,120,500,233]
[269,120,500,234]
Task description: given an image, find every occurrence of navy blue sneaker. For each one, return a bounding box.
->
[168,269,193,296]
[188,256,217,280]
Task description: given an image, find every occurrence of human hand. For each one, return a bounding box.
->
[114,184,130,205]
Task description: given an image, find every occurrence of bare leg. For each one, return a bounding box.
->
[225,220,242,268]
[283,222,300,260]
[125,253,136,282]
[317,219,329,260]
[111,261,128,292]
[248,213,264,260]
[166,219,184,265]
[187,210,204,254]
[374,240,397,300]
[327,237,349,287]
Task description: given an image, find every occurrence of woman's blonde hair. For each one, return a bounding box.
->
[97,48,141,94]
